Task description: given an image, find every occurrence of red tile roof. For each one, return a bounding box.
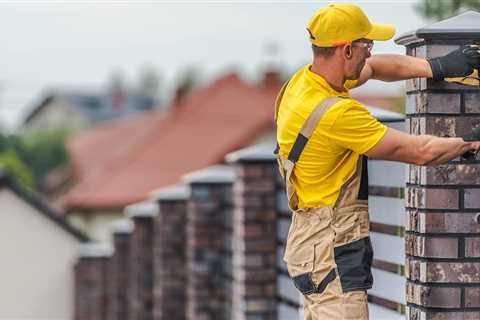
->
[62,73,280,211]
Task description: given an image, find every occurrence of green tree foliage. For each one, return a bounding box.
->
[0,129,69,189]
[417,0,480,20]
[0,150,34,188]
[15,130,69,185]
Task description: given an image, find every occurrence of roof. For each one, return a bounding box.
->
[63,72,281,211]
[23,90,156,126]
[0,172,89,242]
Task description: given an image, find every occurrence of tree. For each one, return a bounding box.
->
[137,65,161,100]
[0,150,34,188]
[15,129,69,186]
[417,0,480,20]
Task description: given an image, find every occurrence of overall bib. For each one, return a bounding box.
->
[275,84,373,320]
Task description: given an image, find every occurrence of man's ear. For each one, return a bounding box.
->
[345,44,352,59]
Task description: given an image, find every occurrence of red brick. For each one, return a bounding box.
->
[465,93,480,114]
[237,224,264,238]
[455,117,480,139]
[405,209,419,232]
[415,212,480,234]
[465,189,480,209]
[426,262,480,283]
[465,237,480,258]
[405,257,422,281]
[407,165,421,184]
[407,307,480,320]
[419,165,457,185]
[406,187,459,209]
[406,92,461,115]
[236,164,265,178]
[457,165,480,185]
[417,116,457,136]
[405,234,458,258]
[407,258,480,283]
[465,288,480,308]
[406,282,461,308]
[408,117,423,135]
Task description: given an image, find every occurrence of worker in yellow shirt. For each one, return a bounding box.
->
[275,3,480,320]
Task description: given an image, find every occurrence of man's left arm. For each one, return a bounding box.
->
[355,45,480,87]
[354,54,432,87]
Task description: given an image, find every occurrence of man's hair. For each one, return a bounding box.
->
[312,44,336,58]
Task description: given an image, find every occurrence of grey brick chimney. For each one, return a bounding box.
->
[125,201,158,320]
[395,11,480,320]
[150,184,190,320]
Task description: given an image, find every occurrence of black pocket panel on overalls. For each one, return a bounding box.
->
[292,269,337,295]
[357,156,369,200]
[334,236,374,292]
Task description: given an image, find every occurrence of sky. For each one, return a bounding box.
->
[0,0,427,131]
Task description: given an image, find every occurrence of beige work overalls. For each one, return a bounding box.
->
[275,84,373,320]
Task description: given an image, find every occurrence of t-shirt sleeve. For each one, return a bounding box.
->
[327,101,387,154]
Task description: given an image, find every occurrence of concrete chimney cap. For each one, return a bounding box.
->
[124,201,158,218]
[110,218,134,234]
[78,242,114,258]
[416,11,480,40]
[225,141,277,163]
[149,184,190,201]
[182,165,235,184]
[396,10,480,44]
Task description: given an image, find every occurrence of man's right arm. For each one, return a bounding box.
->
[365,128,480,166]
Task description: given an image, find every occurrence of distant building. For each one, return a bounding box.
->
[21,89,157,134]
[61,71,282,242]
[0,172,88,319]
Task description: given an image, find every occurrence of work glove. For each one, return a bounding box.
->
[428,44,480,81]
[462,127,480,160]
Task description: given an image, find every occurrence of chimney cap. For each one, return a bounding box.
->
[397,10,480,44]
[124,201,158,218]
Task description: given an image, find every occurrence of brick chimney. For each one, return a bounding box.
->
[149,184,190,320]
[260,69,282,88]
[124,201,158,320]
[74,243,113,320]
[226,145,279,320]
[396,11,480,319]
[182,165,235,320]
[107,219,134,320]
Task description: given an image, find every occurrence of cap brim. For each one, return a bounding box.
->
[365,23,395,41]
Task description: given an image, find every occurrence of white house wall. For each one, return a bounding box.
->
[22,101,88,134]
[68,211,123,243]
[0,189,80,320]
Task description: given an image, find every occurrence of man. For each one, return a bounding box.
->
[275,3,480,320]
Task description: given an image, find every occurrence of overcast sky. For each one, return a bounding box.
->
[0,0,427,130]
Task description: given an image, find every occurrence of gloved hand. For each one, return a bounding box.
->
[428,44,480,81]
[463,127,480,142]
[462,127,480,160]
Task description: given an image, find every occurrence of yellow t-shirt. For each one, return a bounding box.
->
[276,64,387,208]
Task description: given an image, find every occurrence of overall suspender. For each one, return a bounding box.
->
[274,82,345,210]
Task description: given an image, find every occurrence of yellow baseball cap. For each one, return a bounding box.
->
[307,3,395,47]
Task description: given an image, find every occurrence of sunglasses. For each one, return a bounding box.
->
[352,41,374,53]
